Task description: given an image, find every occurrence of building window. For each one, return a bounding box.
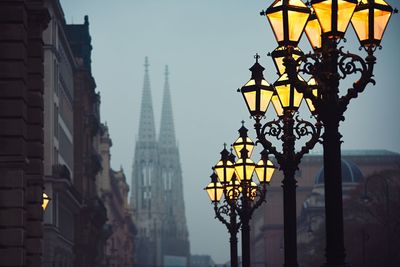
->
[163,171,173,191]
[59,127,73,169]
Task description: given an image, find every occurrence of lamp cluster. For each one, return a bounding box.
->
[204,1,395,266]
[241,0,395,121]
[261,0,394,50]
[239,52,315,120]
[205,123,276,204]
[244,1,396,266]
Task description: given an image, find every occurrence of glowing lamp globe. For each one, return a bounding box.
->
[264,0,311,46]
[233,123,255,159]
[311,0,358,38]
[214,146,235,184]
[255,152,277,184]
[240,56,275,118]
[234,153,256,182]
[205,172,224,203]
[305,11,323,50]
[233,136,255,159]
[274,73,305,112]
[351,0,394,48]
[42,193,51,210]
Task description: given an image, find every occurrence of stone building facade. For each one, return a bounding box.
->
[1,1,131,266]
[98,123,136,267]
[41,1,108,265]
[250,150,400,267]
[42,1,81,265]
[131,59,190,267]
[64,15,107,267]
[0,0,49,266]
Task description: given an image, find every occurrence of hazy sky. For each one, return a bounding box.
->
[61,0,399,263]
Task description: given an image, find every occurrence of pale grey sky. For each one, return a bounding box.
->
[61,0,399,263]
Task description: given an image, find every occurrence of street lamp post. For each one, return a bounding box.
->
[205,161,239,267]
[258,0,396,266]
[205,125,276,267]
[238,54,322,267]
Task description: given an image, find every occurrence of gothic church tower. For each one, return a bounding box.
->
[131,58,190,266]
[158,66,190,262]
[131,57,164,266]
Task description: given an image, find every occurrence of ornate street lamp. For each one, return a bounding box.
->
[239,56,321,267]
[214,145,235,185]
[205,172,224,203]
[239,54,275,118]
[351,0,394,48]
[262,0,311,47]
[263,0,396,266]
[255,150,276,184]
[205,168,239,267]
[42,192,51,210]
[206,145,240,267]
[205,124,276,267]
[232,125,255,158]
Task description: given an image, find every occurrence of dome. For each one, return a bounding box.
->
[315,159,364,185]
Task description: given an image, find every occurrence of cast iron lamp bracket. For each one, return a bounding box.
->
[232,182,268,219]
[254,114,322,169]
[214,201,241,235]
[284,43,377,121]
[338,47,376,112]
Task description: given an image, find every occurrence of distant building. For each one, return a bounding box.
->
[190,255,215,267]
[131,58,190,266]
[250,150,400,267]
[98,123,136,267]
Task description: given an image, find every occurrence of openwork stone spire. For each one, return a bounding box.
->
[159,65,176,147]
[132,62,190,266]
[138,57,156,142]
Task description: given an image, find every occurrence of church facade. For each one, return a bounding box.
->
[131,58,190,267]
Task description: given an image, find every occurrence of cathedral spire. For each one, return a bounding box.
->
[159,65,176,147]
[138,57,156,142]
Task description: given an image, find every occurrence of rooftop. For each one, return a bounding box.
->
[307,149,399,157]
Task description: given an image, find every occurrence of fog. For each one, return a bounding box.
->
[61,0,400,263]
